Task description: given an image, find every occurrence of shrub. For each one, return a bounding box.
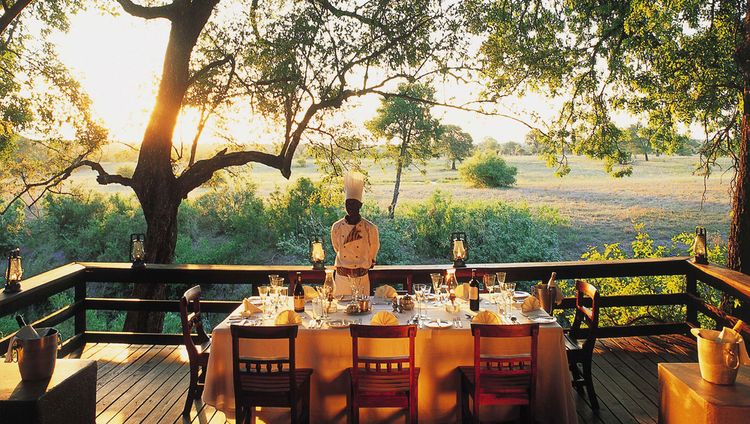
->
[460,152,517,188]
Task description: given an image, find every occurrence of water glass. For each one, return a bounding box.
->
[414,284,427,320]
[496,272,507,285]
[311,298,323,320]
[258,285,271,317]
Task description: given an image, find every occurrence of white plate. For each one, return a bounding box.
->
[425,320,453,329]
[328,320,352,329]
[529,316,557,324]
[513,291,530,300]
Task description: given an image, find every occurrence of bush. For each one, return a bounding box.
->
[459,152,517,188]
[403,192,563,263]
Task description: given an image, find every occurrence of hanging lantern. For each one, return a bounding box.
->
[450,232,468,268]
[694,226,708,265]
[130,233,146,269]
[3,248,23,294]
[310,236,326,270]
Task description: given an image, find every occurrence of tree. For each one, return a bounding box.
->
[4,0,462,332]
[439,124,474,169]
[466,0,750,273]
[367,82,443,218]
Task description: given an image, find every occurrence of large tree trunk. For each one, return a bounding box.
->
[451,158,456,170]
[123,1,217,333]
[730,4,750,275]
[643,151,648,162]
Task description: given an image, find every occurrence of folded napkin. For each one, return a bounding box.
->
[371,311,399,326]
[521,296,542,313]
[303,285,319,300]
[472,310,500,324]
[374,284,398,299]
[453,283,471,300]
[242,298,262,317]
[718,326,750,365]
[275,310,302,325]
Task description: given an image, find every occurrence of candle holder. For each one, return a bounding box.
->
[4,248,23,294]
[694,226,708,265]
[309,236,326,270]
[130,233,146,269]
[450,232,468,268]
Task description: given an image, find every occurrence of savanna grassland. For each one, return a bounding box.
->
[71,154,732,260]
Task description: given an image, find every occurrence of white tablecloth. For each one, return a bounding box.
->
[203,297,577,423]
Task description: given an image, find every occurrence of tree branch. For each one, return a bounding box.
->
[116,0,176,20]
[78,160,133,186]
[177,149,282,195]
[0,0,32,36]
[187,54,234,87]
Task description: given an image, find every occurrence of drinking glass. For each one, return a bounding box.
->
[420,285,432,318]
[496,272,507,285]
[311,298,323,320]
[278,287,289,309]
[258,285,271,317]
[414,284,427,321]
[430,273,443,304]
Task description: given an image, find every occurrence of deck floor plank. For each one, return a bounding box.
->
[74,334,696,423]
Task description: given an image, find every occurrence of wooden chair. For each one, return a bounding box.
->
[230,325,313,424]
[459,323,539,424]
[180,286,211,416]
[565,279,600,409]
[348,324,419,424]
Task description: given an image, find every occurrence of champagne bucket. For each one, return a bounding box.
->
[533,285,556,314]
[691,328,741,385]
[12,327,61,381]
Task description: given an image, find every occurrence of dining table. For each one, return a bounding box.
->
[202,294,578,423]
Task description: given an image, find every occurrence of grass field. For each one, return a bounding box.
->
[71,154,733,260]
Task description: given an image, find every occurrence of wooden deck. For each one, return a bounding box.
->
[66,335,697,424]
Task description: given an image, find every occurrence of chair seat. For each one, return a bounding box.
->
[348,367,420,394]
[564,334,582,351]
[239,368,313,393]
[458,366,532,397]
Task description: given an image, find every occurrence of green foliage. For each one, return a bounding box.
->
[405,192,562,263]
[0,200,24,252]
[465,0,737,176]
[459,152,517,188]
[438,125,474,168]
[571,224,728,327]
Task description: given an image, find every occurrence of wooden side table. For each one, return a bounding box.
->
[659,362,750,424]
[0,359,97,424]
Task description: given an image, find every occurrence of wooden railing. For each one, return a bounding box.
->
[1,257,749,356]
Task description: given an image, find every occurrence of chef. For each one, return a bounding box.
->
[331,172,380,296]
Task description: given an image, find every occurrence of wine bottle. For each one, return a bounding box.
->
[294,272,305,313]
[15,314,40,339]
[469,269,480,312]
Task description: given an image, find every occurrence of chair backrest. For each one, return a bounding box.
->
[230,325,299,401]
[570,280,600,351]
[470,323,539,400]
[179,286,209,363]
[349,324,417,392]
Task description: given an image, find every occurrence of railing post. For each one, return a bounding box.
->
[686,273,697,327]
[75,278,86,338]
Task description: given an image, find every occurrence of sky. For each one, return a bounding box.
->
[50,9,565,150]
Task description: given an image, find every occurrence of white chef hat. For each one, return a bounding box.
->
[344,172,365,202]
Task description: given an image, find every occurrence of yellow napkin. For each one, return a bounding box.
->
[454,283,471,300]
[242,298,262,317]
[275,310,302,325]
[303,285,318,300]
[472,310,500,324]
[374,284,398,299]
[521,296,542,313]
[370,311,399,326]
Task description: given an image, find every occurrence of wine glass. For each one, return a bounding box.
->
[258,285,271,318]
[430,273,443,305]
[413,284,427,321]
